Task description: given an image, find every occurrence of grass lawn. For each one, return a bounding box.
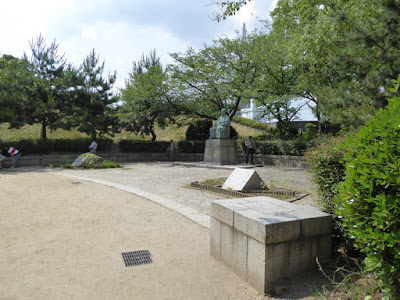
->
[0,122,262,143]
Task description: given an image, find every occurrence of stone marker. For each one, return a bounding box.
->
[72,155,85,167]
[222,168,264,191]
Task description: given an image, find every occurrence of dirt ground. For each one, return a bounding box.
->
[0,168,328,300]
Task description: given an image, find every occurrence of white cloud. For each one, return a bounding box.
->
[1,0,276,89]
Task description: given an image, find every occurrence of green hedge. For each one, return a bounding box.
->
[233,116,279,136]
[177,140,205,153]
[244,138,311,156]
[0,138,113,154]
[119,139,170,152]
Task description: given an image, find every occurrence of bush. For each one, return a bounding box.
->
[80,153,102,168]
[177,140,205,153]
[186,119,212,140]
[304,136,347,213]
[335,87,400,298]
[119,140,170,152]
[304,135,349,254]
[249,138,310,156]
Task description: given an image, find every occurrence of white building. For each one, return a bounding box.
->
[239,99,318,131]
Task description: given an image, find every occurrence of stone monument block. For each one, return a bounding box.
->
[204,139,236,164]
[210,197,332,295]
[222,168,264,191]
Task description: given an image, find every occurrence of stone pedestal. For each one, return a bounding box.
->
[210,197,331,295]
[204,139,236,164]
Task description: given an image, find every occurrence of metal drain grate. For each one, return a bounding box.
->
[122,250,152,267]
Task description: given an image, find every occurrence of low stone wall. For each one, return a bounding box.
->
[210,197,331,295]
[4,152,307,168]
[236,154,309,168]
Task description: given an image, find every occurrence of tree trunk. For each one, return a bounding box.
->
[41,119,47,140]
[150,125,156,141]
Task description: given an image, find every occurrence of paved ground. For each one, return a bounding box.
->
[51,162,318,228]
[0,162,323,300]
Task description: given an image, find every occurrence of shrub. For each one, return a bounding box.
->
[186,119,212,140]
[80,153,102,168]
[304,136,347,213]
[177,140,205,153]
[304,135,349,253]
[249,138,310,156]
[335,86,400,298]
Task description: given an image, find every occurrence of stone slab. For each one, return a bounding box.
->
[72,155,84,167]
[211,197,331,244]
[222,168,264,191]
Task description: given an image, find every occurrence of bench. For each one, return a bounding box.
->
[210,196,331,295]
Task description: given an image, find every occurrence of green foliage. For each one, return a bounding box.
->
[250,138,310,156]
[80,153,101,168]
[119,139,170,153]
[212,0,250,21]
[23,34,67,139]
[185,119,212,140]
[304,136,347,214]
[304,135,351,255]
[119,49,176,141]
[100,160,120,168]
[62,164,73,169]
[63,49,119,138]
[177,140,205,153]
[233,116,278,135]
[335,83,400,298]
[169,34,258,121]
[2,138,113,154]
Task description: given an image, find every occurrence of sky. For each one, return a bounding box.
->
[1,0,278,89]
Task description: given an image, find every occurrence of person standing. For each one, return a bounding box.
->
[245,136,254,164]
[89,140,98,154]
[167,140,175,161]
[5,146,21,168]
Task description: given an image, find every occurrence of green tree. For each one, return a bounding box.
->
[215,0,400,128]
[169,33,258,121]
[0,54,32,127]
[23,35,67,139]
[250,29,307,137]
[64,49,119,138]
[119,49,176,141]
[270,0,399,127]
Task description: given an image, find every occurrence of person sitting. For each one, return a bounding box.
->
[209,108,231,139]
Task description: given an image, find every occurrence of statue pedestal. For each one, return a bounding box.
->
[204,139,237,164]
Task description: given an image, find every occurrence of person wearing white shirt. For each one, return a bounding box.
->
[89,141,98,154]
